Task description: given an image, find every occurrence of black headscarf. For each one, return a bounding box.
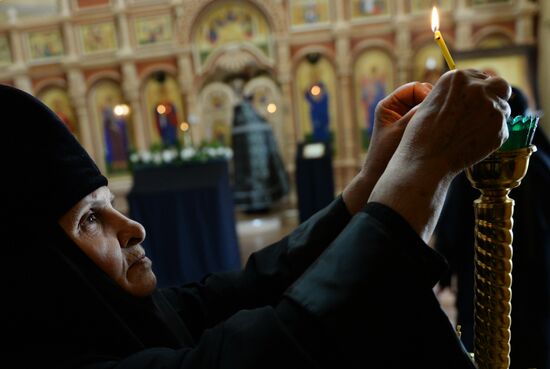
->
[0,85,191,367]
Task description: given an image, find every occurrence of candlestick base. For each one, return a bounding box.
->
[465,145,536,369]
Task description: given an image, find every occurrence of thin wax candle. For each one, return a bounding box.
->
[431,7,456,70]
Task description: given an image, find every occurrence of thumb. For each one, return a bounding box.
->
[397,104,421,126]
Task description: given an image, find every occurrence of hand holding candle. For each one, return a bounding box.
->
[431,6,456,71]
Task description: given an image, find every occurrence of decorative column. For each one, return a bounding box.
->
[395,26,412,86]
[515,0,538,45]
[7,7,25,68]
[177,52,199,145]
[67,69,97,166]
[275,37,296,171]
[14,75,32,94]
[455,0,474,50]
[395,0,406,16]
[394,2,412,86]
[115,0,132,56]
[59,0,77,61]
[334,26,357,190]
[7,6,31,92]
[121,62,147,151]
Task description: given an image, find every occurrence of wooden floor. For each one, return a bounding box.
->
[235,203,458,327]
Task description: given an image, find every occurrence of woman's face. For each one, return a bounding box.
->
[58,186,156,297]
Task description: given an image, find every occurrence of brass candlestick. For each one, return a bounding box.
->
[465,145,536,369]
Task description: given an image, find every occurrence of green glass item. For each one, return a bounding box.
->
[499,115,539,151]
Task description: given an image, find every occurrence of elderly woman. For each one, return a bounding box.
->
[1,68,509,369]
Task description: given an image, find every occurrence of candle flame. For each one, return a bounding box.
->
[431,6,439,33]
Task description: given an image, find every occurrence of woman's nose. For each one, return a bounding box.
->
[118,216,146,248]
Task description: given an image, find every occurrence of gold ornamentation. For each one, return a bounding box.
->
[466,145,536,369]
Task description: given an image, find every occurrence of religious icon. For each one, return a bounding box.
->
[354,49,394,151]
[38,86,79,137]
[302,52,330,143]
[212,119,230,146]
[80,21,117,54]
[303,1,321,23]
[351,0,390,18]
[153,85,179,148]
[290,0,330,27]
[53,99,76,134]
[199,82,235,147]
[102,95,130,172]
[296,53,337,148]
[135,15,173,46]
[304,81,330,142]
[153,72,178,147]
[194,1,272,68]
[360,66,387,144]
[27,29,64,60]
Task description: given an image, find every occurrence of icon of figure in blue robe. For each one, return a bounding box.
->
[102,98,129,171]
[304,81,330,142]
[153,73,179,147]
[303,1,320,23]
[360,69,386,148]
[231,96,289,212]
[154,101,178,147]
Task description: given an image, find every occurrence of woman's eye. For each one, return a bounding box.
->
[86,213,97,224]
[80,212,98,229]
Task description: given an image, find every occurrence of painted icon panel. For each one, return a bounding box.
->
[27,29,64,60]
[290,0,331,28]
[38,86,79,138]
[135,14,173,47]
[354,49,395,151]
[91,80,133,174]
[80,21,118,54]
[295,55,337,151]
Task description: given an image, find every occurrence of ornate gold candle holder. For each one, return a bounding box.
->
[465,145,536,369]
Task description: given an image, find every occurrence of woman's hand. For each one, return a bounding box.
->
[395,69,511,176]
[343,82,432,214]
[369,69,511,241]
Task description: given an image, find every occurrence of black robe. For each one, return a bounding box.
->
[3,197,475,369]
[1,84,474,368]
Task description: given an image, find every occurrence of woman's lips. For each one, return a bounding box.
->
[128,250,147,267]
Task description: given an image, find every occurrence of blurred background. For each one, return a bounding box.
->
[0,1,547,342]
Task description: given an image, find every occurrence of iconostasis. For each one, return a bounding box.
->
[0,0,540,204]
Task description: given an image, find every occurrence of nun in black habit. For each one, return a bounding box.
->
[435,86,550,369]
[0,70,506,369]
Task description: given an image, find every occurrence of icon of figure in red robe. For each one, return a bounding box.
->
[53,99,76,134]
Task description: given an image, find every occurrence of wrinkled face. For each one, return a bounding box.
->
[58,186,156,297]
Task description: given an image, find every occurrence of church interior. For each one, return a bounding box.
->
[1,0,549,366]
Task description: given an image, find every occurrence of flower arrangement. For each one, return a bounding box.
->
[129,141,233,170]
